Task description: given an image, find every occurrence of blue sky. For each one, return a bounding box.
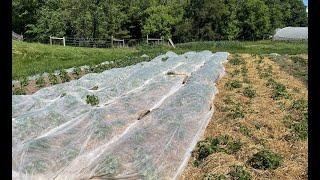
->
[303,0,308,6]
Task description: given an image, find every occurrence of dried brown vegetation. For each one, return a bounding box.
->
[180,54,307,180]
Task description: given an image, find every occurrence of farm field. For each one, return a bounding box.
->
[12,40,308,179]
[180,54,308,179]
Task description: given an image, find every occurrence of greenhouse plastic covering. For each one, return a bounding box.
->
[273,27,308,41]
[12,51,229,179]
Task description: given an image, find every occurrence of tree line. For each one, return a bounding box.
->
[13,0,307,42]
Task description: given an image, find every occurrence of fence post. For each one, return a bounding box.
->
[146,35,149,44]
[50,36,52,45]
[111,36,114,48]
[63,37,66,46]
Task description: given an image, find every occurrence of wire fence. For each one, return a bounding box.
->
[21,36,168,49]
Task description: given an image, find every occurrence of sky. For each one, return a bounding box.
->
[303,0,308,6]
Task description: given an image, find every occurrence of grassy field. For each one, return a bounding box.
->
[12,40,307,80]
[180,54,308,179]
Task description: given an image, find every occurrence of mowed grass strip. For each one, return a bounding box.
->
[12,41,139,79]
[13,40,307,80]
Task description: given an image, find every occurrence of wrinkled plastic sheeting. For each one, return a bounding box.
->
[12,51,229,179]
[273,27,308,41]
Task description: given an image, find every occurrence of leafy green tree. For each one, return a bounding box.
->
[142,5,181,38]
[237,0,271,40]
[220,0,240,40]
[287,0,308,26]
[187,0,228,40]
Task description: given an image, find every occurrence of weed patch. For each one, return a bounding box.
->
[239,125,252,137]
[203,173,227,180]
[86,95,99,106]
[13,87,26,95]
[230,57,245,66]
[193,135,243,166]
[35,76,45,88]
[59,70,71,83]
[48,73,58,85]
[228,165,252,180]
[227,103,245,119]
[243,86,256,98]
[72,67,82,79]
[20,77,29,87]
[225,80,242,90]
[247,150,283,170]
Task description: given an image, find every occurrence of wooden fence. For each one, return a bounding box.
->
[21,35,173,48]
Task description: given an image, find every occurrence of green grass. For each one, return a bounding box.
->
[13,40,307,80]
[13,41,140,79]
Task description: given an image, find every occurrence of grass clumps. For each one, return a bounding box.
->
[86,94,99,106]
[193,135,242,166]
[203,173,227,180]
[247,150,283,170]
[230,56,245,66]
[225,80,242,90]
[228,103,245,119]
[289,99,308,140]
[228,165,252,180]
[59,70,71,83]
[239,125,252,137]
[243,86,256,98]
[72,67,82,79]
[202,165,251,180]
[266,78,290,100]
[48,73,58,85]
[291,99,307,111]
[35,76,45,88]
[13,87,26,95]
[20,76,29,87]
[290,119,308,140]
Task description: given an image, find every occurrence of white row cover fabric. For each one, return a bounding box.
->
[12,51,229,179]
[273,27,308,41]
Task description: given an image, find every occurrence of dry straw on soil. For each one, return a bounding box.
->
[180,54,307,180]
